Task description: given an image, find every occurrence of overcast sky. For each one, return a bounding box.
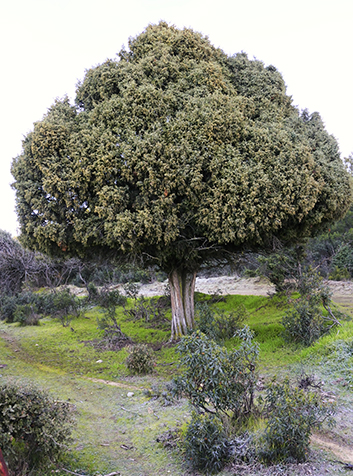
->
[1,0,352,236]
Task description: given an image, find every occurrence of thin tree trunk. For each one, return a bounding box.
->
[169,269,197,340]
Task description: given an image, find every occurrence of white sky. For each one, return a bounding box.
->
[1,0,352,236]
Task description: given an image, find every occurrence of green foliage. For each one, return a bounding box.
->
[331,243,353,278]
[13,303,40,326]
[282,301,326,346]
[12,23,352,272]
[0,291,53,324]
[259,377,335,463]
[282,269,342,346]
[0,294,18,322]
[124,294,169,328]
[329,266,350,281]
[256,251,297,293]
[95,287,129,344]
[95,287,127,320]
[51,288,86,327]
[0,288,88,328]
[125,343,156,374]
[0,383,74,474]
[172,328,258,419]
[196,302,246,342]
[183,411,230,473]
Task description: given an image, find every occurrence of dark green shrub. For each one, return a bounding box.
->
[86,281,99,301]
[124,295,168,327]
[0,294,18,322]
[95,287,129,344]
[196,303,246,342]
[35,291,55,316]
[329,265,350,281]
[256,251,297,293]
[51,289,84,327]
[95,287,127,318]
[282,269,342,346]
[259,377,335,464]
[183,411,230,473]
[13,303,40,326]
[0,383,75,475]
[0,291,45,323]
[282,301,326,346]
[172,328,258,420]
[126,344,156,374]
[331,243,353,277]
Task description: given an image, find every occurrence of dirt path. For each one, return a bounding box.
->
[311,434,353,464]
[136,276,353,305]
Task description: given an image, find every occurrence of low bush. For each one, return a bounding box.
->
[51,289,86,327]
[329,265,350,281]
[172,328,258,420]
[282,269,342,346]
[0,383,75,475]
[0,294,18,322]
[96,287,129,344]
[13,303,40,326]
[196,302,246,342]
[125,344,156,374]
[259,377,335,464]
[124,295,169,327]
[0,291,49,324]
[183,411,230,473]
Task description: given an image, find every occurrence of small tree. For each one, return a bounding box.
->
[12,23,353,339]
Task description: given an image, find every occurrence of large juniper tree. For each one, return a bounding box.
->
[12,22,353,338]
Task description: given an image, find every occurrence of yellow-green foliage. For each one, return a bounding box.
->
[12,22,352,277]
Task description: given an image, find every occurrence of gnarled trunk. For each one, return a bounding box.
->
[169,269,197,340]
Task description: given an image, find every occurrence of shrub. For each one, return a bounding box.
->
[51,289,85,327]
[172,328,258,420]
[259,377,335,464]
[35,291,55,316]
[282,300,325,346]
[329,265,350,281]
[95,287,129,343]
[0,294,18,322]
[256,251,298,293]
[13,303,40,326]
[331,243,353,277]
[0,291,46,323]
[125,344,156,374]
[282,269,342,346]
[0,383,75,475]
[124,295,169,327]
[183,411,230,473]
[196,302,246,342]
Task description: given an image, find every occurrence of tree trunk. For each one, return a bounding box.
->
[169,269,197,340]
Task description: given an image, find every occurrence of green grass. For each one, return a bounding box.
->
[1,292,353,475]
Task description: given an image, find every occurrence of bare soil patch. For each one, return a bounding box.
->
[137,276,353,305]
[311,434,353,464]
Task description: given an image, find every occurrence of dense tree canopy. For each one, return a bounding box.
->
[11,22,353,337]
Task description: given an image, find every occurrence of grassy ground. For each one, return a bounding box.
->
[1,292,353,475]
